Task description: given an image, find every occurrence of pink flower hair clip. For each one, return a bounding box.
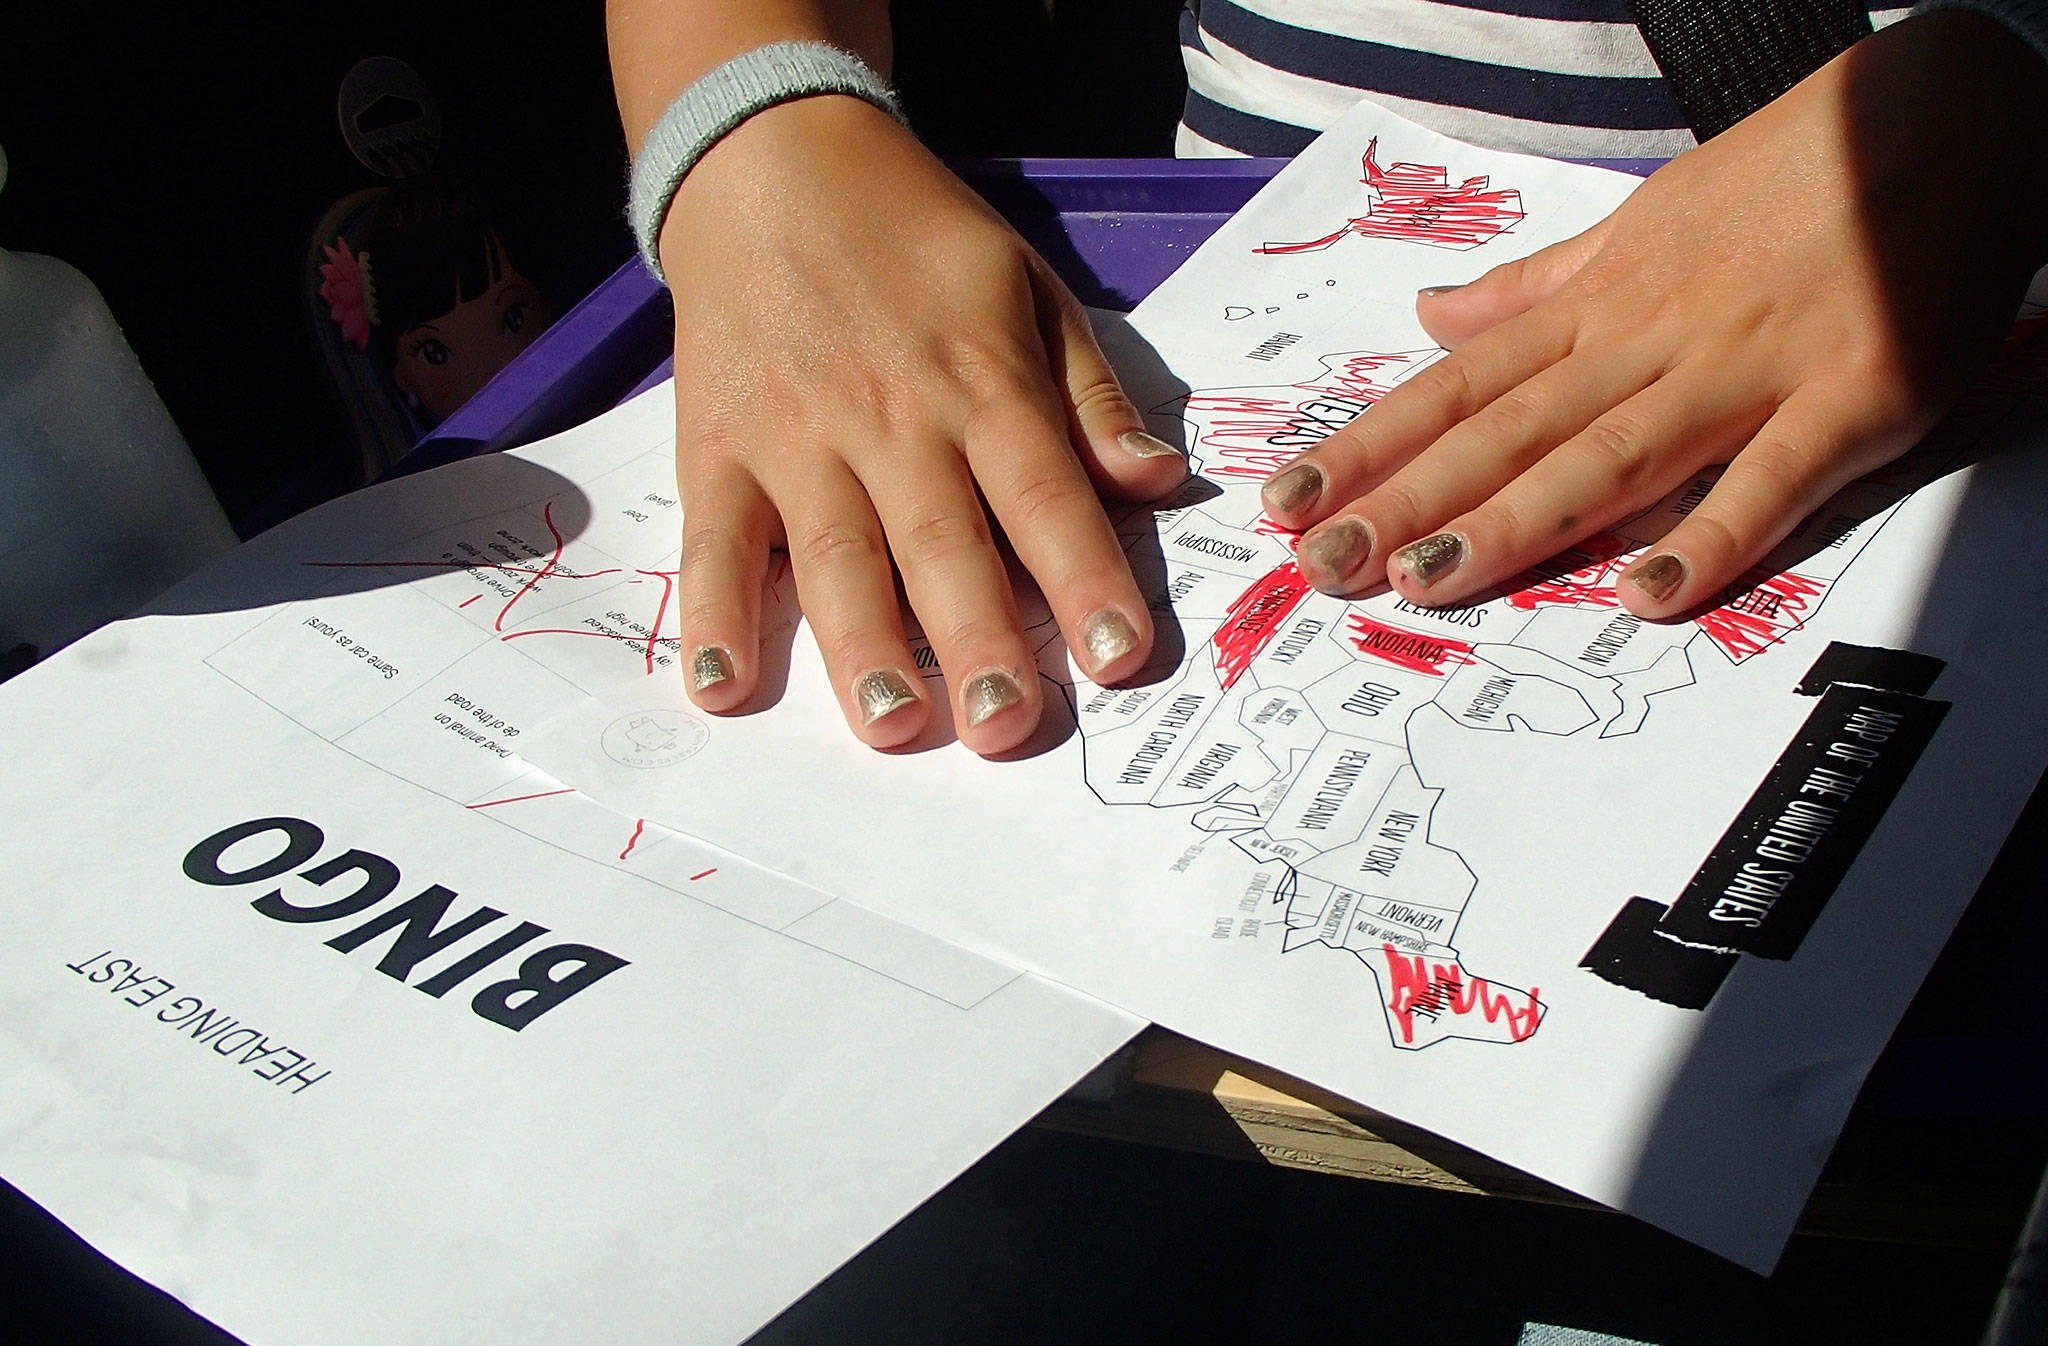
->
[318,239,380,351]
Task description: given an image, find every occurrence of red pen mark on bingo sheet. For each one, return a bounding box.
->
[466,787,576,810]
[690,868,717,881]
[1346,615,1473,676]
[458,594,482,609]
[1257,138,1525,254]
[1213,562,1312,689]
[1380,944,1543,1046]
[1695,570,1829,663]
[502,567,678,674]
[1504,533,1635,610]
[1177,351,1427,483]
[618,819,647,860]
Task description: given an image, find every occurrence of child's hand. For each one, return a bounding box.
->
[1261,9,2048,614]
[662,95,1186,752]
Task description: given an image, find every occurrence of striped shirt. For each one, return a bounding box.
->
[1177,0,1914,160]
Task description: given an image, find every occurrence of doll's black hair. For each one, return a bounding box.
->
[358,174,520,362]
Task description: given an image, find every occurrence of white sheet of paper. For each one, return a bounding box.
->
[523,102,2048,1270]
[0,416,1141,1345]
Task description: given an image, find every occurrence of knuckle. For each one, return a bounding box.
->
[1571,416,1658,494]
[1675,508,1747,570]
[679,520,746,571]
[1002,467,1096,530]
[795,519,882,570]
[930,612,1016,657]
[1475,383,1551,444]
[1068,374,1133,426]
[1406,357,1481,415]
[1370,477,1430,534]
[897,507,992,567]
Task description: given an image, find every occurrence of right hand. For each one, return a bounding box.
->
[661,95,1187,754]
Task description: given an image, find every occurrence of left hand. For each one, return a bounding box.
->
[1260,8,2048,615]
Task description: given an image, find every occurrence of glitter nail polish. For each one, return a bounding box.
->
[1119,430,1183,459]
[1394,532,1465,588]
[1264,461,1324,514]
[962,669,1024,729]
[853,669,918,726]
[691,644,734,692]
[1081,609,1138,670]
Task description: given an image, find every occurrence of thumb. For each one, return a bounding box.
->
[1033,264,1190,502]
[1416,217,1611,348]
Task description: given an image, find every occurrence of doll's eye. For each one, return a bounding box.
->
[503,302,528,335]
[416,338,451,366]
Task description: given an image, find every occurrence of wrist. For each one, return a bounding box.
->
[627,40,907,283]
[656,93,916,282]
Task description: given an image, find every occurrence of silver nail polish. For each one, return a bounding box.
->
[962,669,1024,729]
[1264,461,1324,514]
[1119,430,1183,459]
[691,644,734,693]
[1081,609,1138,670]
[853,669,918,726]
[1394,532,1466,588]
[1300,517,1372,588]
[1417,284,1466,299]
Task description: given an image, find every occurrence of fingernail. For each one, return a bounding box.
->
[853,668,919,725]
[1394,532,1465,588]
[1417,284,1465,299]
[691,644,734,693]
[1081,609,1139,671]
[1299,517,1373,590]
[1119,429,1183,459]
[1264,461,1324,515]
[1628,551,1686,603]
[962,668,1025,729]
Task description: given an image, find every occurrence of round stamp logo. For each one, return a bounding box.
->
[601,708,709,769]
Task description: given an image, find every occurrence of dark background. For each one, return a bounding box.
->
[0,0,1189,529]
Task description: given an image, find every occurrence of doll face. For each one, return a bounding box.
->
[391,265,553,421]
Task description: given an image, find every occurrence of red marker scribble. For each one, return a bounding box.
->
[1381,944,1543,1045]
[689,868,718,881]
[1181,352,1428,482]
[502,567,680,674]
[618,818,647,860]
[1347,615,1474,676]
[458,594,481,609]
[1213,562,1312,689]
[1695,570,1829,662]
[466,787,576,810]
[1257,138,1525,254]
[1504,533,1637,610]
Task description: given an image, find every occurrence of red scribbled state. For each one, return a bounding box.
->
[618,818,647,860]
[1213,562,1313,689]
[1504,533,1637,610]
[1695,570,1830,662]
[1381,944,1543,1045]
[1256,138,1525,255]
[1346,615,1474,676]
[1183,352,1428,482]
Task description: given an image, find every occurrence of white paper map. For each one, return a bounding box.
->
[519,104,2048,1270]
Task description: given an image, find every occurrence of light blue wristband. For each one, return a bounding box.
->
[626,41,907,283]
